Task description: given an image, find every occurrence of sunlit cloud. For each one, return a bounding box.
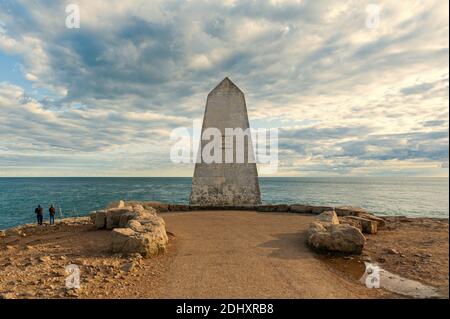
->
[0,0,448,176]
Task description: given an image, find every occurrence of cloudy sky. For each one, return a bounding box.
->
[0,0,448,177]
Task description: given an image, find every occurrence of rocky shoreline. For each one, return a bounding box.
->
[0,201,448,299]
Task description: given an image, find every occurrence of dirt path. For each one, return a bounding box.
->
[157,211,382,298]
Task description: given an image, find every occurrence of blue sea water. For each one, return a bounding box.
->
[0,177,448,229]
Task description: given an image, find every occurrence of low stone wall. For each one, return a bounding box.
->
[115,200,381,216]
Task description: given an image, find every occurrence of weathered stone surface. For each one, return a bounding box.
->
[339,216,363,230]
[112,213,168,257]
[168,204,190,211]
[190,78,261,206]
[307,224,366,254]
[119,213,136,228]
[90,205,168,257]
[342,216,378,234]
[359,213,386,228]
[106,209,131,229]
[89,212,97,224]
[290,205,314,214]
[334,206,367,217]
[94,211,107,229]
[311,206,334,214]
[256,204,290,212]
[306,212,366,254]
[316,211,340,225]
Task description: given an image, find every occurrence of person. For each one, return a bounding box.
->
[35,205,43,225]
[49,204,56,225]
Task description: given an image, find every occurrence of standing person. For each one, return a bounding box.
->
[49,204,56,225]
[35,205,43,225]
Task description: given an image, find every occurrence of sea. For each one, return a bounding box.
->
[0,177,448,230]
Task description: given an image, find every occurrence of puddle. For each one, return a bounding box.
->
[359,262,441,299]
[319,254,442,299]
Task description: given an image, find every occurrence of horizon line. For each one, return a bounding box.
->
[0,176,448,178]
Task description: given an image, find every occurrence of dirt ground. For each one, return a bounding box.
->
[0,211,448,299]
[363,216,449,297]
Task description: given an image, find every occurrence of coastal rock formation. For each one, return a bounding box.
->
[306,211,366,254]
[89,204,168,257]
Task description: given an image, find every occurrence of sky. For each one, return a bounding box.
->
[0,0,448,177]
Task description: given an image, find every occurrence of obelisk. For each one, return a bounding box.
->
[190,77,261,205]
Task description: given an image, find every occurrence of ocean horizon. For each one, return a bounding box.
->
[0,176,448,230]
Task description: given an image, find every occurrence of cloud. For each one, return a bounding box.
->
[0,0,448,176]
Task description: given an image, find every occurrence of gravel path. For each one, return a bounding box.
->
[159,211,380,298]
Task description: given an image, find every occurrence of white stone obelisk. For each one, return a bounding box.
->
[190,77,261,205]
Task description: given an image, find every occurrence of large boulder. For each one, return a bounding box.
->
[316,211,340,225]
[306,212,366,254]
[307,224,366,254]
[90,204,168,257]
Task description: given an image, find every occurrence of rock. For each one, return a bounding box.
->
[359,213,386,228]
[339,216,363,230]
[119,213,135,228]
[0,230,5,237]
[106,208,133,229]
[118,200,125,208]
[340,216,378,234]
[121,261,137,273]
[335,206,367,216]
[111,210,168,257]
[25,245,34,251]
[306,223,366,254]
[316,211,339,225]
[386,248,399,255]
[39,256,51,263]
[256,204,290,212]
[90,206,168,257]
[89,211,97,224]
[306,221,328,238]
[311,206,334,214]
[290,205,314,214]
[94,211,107,229]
